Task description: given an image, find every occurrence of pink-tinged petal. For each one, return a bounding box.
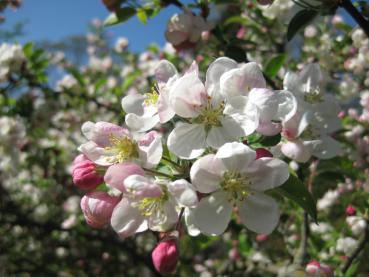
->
[185,60,199,76]
[104,163,145,192]
[82,121,129,147]
[78,141,114,166]
[138,133,163,168]
[247,157,289,191]
[190,154,224,193]
[123,175,163,198]
[216,142,256,172]
[157,90,176,123]
[281,139,311,162]
[248,88,278,122]
[169,73,207,118]
[121,93,145,115]
[138,131,158,146]
[257,121,282,136]
[111,198,147,238]
[192,191,232,235]
[238,192,280,234]
[80,191,120,229]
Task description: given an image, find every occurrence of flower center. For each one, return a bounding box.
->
[304,88,323,104]
[105,135,138,163]
[194,101,224,132]
[137,187,169,217]
[300,125,320,140]
[220,171,250,202]
[144,87,159,106]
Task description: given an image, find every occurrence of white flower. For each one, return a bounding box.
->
[121,60,178,132]
[165,11,213,49]
[78,121,162,168]
[0,43,26,82]
[346,216,367,236]
[115,37,129,53]
[336,237,358,255]
[317,190,339,211]
[111,175,198,238]
[167,58,261,159]
[56,74,78,91]
[189,142,289,235]
[280,64,341,162]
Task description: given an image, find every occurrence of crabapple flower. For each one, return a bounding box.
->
[306,260,333,277]
[0,43,26,82]
[167,58,261,159]
[189,142,289,235]
[165,11,213,51]
[152,234,179,274]
[111,175,198,238]
[121,60,178,132]
[346,216,367,235]
[336,237,358,255]
[72,154,103,190]
[80,191,120,228]
[78,121,162,168]
[280,64,341,162]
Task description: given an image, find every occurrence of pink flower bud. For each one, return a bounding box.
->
[255,148,273,159]
[104,163,145,192]
[228,248,240,261]
[256,234,268,242]
[152,238,179,274]
[346,204,356,216]
[306,260,333,277]
[80,191,120,228]
[72,154,103,190]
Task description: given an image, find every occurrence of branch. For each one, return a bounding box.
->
[341,219,369,274]
[340,0,369,39]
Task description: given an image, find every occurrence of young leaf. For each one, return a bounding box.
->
[275,174,317,222]
[136,8,148,24]
[104,7,136,27]
[264,54,287,78]
[287,10,318,41]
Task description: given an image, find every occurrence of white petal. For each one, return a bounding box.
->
[138,135,163,168]
[205,57,237,104]
[111,198,147,238]
[185,209,201,236]
[124,175,163,198]
[121,94,145,115]
[148,201,178,232]
[190,154,224,193]
[125,113,160,132]
[167,123,206,159]
[78,141,114,166]
[215,142,256,171]
[305,136,341,159]
[275,90,298,121]
[281,139,311,163]
[155,60,177,83]
[248,88,278,122]
[238,192,280,234]
[169,73,206,118]
[192,191,232,235]
[168,179,198,207]
[257,121,282,136]
[206,123,241,149]
[81,121,95,140]
[247,158,289,191]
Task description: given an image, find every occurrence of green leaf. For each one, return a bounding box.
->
[259,133,281,147]
[264,54,287,78]
[136,8,148,24]
[287,10,318,41]
[103,7,136,27]
[23,42,34,57]
[275,174,317,222]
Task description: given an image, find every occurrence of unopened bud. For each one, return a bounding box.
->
[152,235,179,274]
[255,148,273,159]
[346,205,356,216]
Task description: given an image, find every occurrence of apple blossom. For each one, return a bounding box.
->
[0,43,26,82]
[189,142,289,235]
[111,175,198,238]
[78,121,162,168]
[165,11,213,51]
[121,60,178,132]
[80,191,120,229]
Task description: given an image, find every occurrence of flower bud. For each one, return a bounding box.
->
[256,234,268,242]
[346,204,356,216]
[101,0,121,11]
[306,260,333,277]
[80,191,120,228]
[72,154,103,190]
[104,162,145,192]
[255,148,273,159]
[152,237,179,274]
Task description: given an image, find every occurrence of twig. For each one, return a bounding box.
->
[341,219,369,274]
[340,0,369,39]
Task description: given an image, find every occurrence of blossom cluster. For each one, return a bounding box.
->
[71,57,342,272]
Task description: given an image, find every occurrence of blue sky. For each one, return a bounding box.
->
[2,0,182,52]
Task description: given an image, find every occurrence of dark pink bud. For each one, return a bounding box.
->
[80,191,120,228]
[256,234,268,242]
[346,205,356,216]
[152,238,179,274]
[255,148,273,159]
[72,154,103,190]
[306,260,321,275]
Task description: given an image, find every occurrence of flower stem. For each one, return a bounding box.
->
[340,0,369,39]
[144,168,173,179]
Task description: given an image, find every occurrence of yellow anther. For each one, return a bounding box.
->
[105,134,138,163]
[144,87,159,106]
[220,171,250,202]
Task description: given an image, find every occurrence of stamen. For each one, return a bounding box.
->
[144,87,159,106]
[220,171,250,202]
[105,134,138,163]
[194,101,225,132]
